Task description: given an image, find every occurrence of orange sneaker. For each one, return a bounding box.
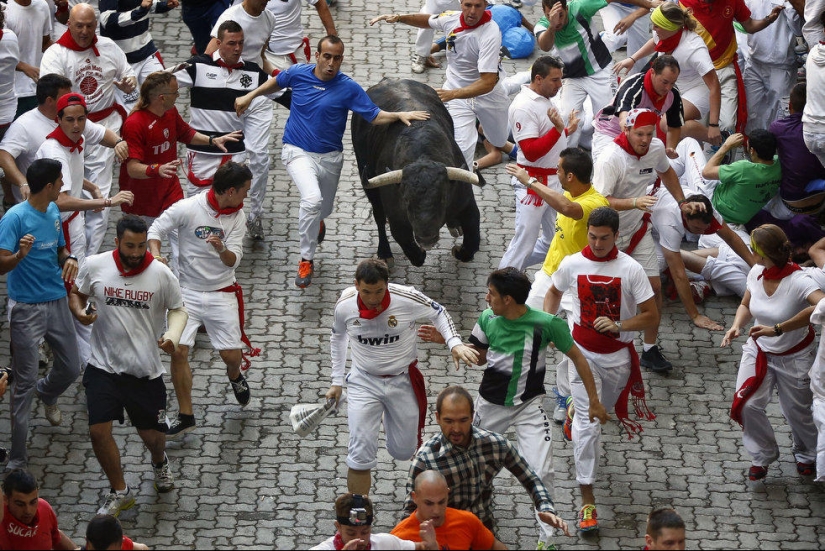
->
[578,504,598,532]
[295,259,314,288]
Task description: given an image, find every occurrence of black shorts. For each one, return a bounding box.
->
[83,365,167,432]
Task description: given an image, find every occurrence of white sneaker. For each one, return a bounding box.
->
[411,55,426,74]
[153,455,175,493]
[98,486,135,516]
[44,403,62,426]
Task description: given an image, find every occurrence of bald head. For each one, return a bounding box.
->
[414,470,448,493]
[68,4,97,49]
[412,470,450,527]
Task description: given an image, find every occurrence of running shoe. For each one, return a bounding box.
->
[98,487,135,517]
[230,373,251,407]
[246,217,264,241]
[641,345,673,373]
[797,461,815,476]
[411,55,427,74]
[295,259,314,288]
[318,220,326,244]
[579,504,599,532]
[749,465,768,481]
[153,455,175,493]
[166,414,196,440]
[562,396,574,441]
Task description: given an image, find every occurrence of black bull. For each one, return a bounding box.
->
[351,78,483,267]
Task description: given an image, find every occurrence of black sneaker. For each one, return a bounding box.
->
[166,414,196,440]
[317,220,326,244]
[641,345,673,373]
[230,374,251,407]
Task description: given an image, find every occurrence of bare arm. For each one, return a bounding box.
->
[702,69,722,144]
[204,36,219,56]
[507,164,584,219]
[703,133,744,180]
[369,13,432,29]
[662,248,724,330]
[721,291,752,346]
[566,345,609,423]
[371,110,431,126]
[437,72,499,102]
[544,284,563,315]
[809,236,825,268]
[235,78,284,116]
[719,223,756,267]
[750,290,825,339]
[740,6,784,33]
[315,0,338,35]
[55,529,76,551]
[536,3,565,51]
[0,150,30,199]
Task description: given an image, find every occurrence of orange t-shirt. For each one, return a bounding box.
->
[391,508,495,550]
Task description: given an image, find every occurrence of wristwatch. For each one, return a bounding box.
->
[614,320,622,331]
[527,177,539,188]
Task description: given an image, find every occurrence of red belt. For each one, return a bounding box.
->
[623,177,661,256]
[517,164,558,206]
[217,282,261,371]
[88,102,128,129]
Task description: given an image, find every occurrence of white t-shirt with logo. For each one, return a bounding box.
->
[5,0,52,99]
[212,4,276,67]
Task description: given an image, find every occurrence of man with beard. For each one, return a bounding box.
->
[69,215,188,517]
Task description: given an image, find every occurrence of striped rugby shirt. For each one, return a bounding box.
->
[470,307,573,407]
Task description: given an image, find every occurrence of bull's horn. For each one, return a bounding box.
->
[366,170,404,188]
[445,167,481,187]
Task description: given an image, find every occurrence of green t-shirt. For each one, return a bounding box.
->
[712,157,781,225]
[534,0,612,78]
[470,306,574,406]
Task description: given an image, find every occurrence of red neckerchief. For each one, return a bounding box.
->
[358,290,391,319]
[758,262,801,280]
[113,250,155,277]
[643,68,667,112]
[56,29,100,56]
[216,58,244,72]
[453,9,492,33]
[206,188,243,218]
[581,245,619,262]
[0,30,4,41]
[47,126,83,153]
[654,28,683,53]
[681,213,722,235]
[333,532,370,551]
[613,132,644,160]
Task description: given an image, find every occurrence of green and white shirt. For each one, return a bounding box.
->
[470,306,573,406]
[534,0,613,79]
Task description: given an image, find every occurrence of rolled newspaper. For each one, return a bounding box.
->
[289,392,347,437]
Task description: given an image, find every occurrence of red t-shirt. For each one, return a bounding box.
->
[680,0,751,69]
[391,508,495,550]
[119,107,196,217]
[0,499,61,550]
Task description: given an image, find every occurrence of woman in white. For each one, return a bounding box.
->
[614,3,722,146]
[721,224,824,482]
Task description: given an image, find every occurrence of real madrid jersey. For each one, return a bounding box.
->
[330,283,463,385]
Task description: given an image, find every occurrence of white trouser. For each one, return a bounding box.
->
[243,99,274,221]
[803,0,825,48]
[498,178,558,271]
[813,397,825,481]
[345,366,418,470]
[64,212,92,366]
[701,243,749,297]
[415,0,460,56]
[716,63,740,135]
[736,339,818,466]
[184,151,247,197]
[743,60,794,134]
[560,66,616,148]
[668,137,718,199]
[590,130,616,165]
[473,395,556,540]
[446,85,511,169]
[571,345,631,485]
[83,111,121,257]
[803,130,825,168]
[265,41,311,71]
[599,3,651,76]
[117,52,165,111]
[281,144,343,261]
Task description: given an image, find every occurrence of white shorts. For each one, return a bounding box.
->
[185,150,247,197]
[679,82,711,121]
[180,286,243,350]
[265,39,311,71]
[617,227,659,277]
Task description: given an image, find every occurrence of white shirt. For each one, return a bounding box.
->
[265,0,317,54]
[311,533,415,551]
[4,0,52,99]
[34,121,106,220]
[76,251,183,378]
[147,192,246,292]
[593,138,672,235]
[809,297,825,399]
[746,266,819,353]
[430,12,503,90]
[0,31,20,125]
[2,109,106,193]
[740,0,801,65]
[651,186,724,253]
[212,4,276,68]
[509,84,567,176]
[552,251,654,343]
[330,283,462,386]
[663,30,714,95]
[40,34,134,113]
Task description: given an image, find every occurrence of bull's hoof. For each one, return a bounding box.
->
[452,245,475,262]
[410,249,426,267]
[378,256,395,271]
[448,226,463,238]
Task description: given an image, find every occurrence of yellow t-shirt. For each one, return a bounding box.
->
[541,186,609,276]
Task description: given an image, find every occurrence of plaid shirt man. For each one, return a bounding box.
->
[403,425,555,531]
